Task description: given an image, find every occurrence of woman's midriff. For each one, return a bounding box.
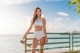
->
[34,26,42,31]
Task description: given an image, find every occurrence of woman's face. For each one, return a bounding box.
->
[36,9,41,17]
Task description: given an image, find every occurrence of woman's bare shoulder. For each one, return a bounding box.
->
[42,17,46,22]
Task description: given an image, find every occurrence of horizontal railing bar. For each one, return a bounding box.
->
[26,46,70,52]
[28,32,80,34]
[47,33,69,34]
[44,42,69,44]
[73,41,80,43]
[26,37,69,40]
[27,32,80,35]
[73,45,80,47]
[73,40,80,42]
[26,42,70,46]
[27,32,70,34]
[48,38,69,39]
[73,37,80,38]
[72,33,80,35]
[44,46,70,50]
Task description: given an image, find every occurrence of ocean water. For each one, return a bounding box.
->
[0,34,80,53]
[0,34,24,53]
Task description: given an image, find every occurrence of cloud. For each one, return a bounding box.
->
[0,0,39,6]
[0,7,32,34]
[47,15,80,32]
[57,12,69,17]
[69,20,80,32]
[47,16,69,32]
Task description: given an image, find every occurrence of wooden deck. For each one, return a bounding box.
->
[26,49,80,53]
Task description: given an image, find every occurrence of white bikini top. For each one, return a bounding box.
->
[34,18,43,27]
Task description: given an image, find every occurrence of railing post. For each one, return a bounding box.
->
[69,33,71,50]
[69,33,73,51]
[70,33,73,50]
[25,35,27,53]
[72,33,73,50]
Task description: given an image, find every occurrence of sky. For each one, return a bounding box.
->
[0,0,80,34]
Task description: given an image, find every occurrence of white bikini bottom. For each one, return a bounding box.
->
[34,31,45,40]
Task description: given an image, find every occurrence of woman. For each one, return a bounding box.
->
[21,7,48,53]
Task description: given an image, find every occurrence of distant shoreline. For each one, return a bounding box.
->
[0,32,80,35]
[28,32,80,34]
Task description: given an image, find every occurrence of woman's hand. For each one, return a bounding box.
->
[22,34,27,40]
[45,37,48,43]
[20,34,27,44]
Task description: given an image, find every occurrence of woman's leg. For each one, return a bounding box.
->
[32,38,38,53]
[40,37,45,53]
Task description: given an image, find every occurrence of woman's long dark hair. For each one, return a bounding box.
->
[33,7,42,23]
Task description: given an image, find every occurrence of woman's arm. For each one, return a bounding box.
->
[23,19,34,39]
[42,18,47,38]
